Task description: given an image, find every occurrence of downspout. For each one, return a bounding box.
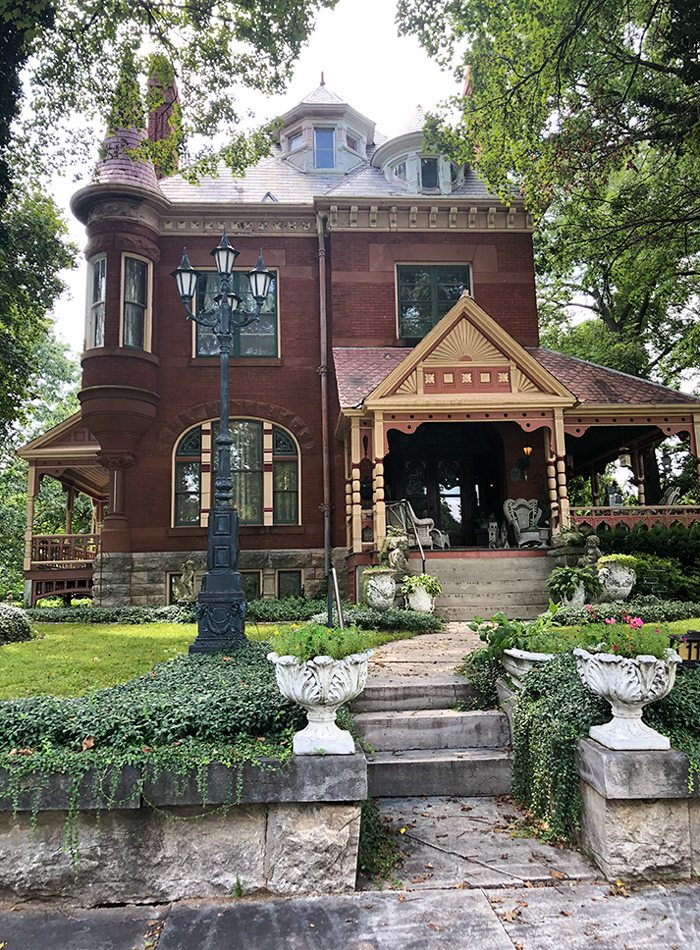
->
[316,212,333,620]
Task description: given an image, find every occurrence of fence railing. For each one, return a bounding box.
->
[570,506,700,530]
[30,534,100,568]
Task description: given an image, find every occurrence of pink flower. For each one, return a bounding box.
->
[628,616,643,630]
[604,617,616,625]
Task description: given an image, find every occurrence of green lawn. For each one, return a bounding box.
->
[0,622,415,699]
[554,618,700,637]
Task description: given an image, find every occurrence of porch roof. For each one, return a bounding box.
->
[332,345,700,410]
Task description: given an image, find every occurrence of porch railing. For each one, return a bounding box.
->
[570,505,700,531]
[30,534,100,568]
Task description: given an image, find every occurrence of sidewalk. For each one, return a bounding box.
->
[369,623,480,678]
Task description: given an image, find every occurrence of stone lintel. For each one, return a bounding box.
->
[577,738,695,800]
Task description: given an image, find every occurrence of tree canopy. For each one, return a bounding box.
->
[398,0,700,384]
[0,0,337,194]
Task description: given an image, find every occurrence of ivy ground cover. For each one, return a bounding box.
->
[0,622,415,699]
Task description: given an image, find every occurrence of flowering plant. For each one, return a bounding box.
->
[592,614,673,659]
[268,622,371,662]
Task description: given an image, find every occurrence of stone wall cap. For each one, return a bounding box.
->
[577,737,696,800]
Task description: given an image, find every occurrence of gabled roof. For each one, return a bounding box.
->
[332,297,700,411]
[300,82,346,105]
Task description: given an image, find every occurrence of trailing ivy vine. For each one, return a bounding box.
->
[511,655,700,842]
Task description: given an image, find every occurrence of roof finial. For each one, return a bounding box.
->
[320,71,325,86]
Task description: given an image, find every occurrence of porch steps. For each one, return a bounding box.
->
[352,679,511,798]
[420,554,551,620]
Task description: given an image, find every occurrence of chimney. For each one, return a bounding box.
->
[147,71,180,177]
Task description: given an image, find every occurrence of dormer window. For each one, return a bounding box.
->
[288,131,303,152]
[346,132,359,152]
[420,157,439,191]
[314,128,335,169]
[394,161,407,181]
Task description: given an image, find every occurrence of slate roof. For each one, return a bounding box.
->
[526,348,700,406]
[95,129,160,192]
[333,348,408,407]
[300,82,346,105]
[332,345,700,409]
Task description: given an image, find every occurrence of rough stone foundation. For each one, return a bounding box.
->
[91,548,346,606]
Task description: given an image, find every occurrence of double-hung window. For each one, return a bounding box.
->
[174,427,202,526]
[195,270,278,357]
[314,128,335,169]
[87,257,106,348]
[397,264,470,339]
[122,256,149,349]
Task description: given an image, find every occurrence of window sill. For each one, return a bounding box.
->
[167,524,304,536]
[188,357,283,367]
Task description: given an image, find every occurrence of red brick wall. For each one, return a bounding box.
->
[329,231,539,347]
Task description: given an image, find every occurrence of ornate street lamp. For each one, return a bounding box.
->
[171,234,273,653]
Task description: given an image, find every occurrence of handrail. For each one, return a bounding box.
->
[30,533,100,567]
[570,505,700,529]
[402,499,427,575]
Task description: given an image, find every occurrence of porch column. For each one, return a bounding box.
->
[632,449,646,505]
[544,428,560,535]
[372,412,386,548]
[64,486,76,534]
[350,417,362,554]
[553,410,570,530]
[99,453,134,552]
[23,464,38,574]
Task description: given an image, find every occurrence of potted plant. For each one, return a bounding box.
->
[574,616,681,750]
[547,566,602,608]
[597,554,638,602]
[361,565,397,611]
[400,573,442,613]
[267,623,372,755]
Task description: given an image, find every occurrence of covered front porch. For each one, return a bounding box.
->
[18,413,109,605]
[333,293,700,563]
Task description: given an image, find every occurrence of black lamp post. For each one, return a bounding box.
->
[171,233,273,653]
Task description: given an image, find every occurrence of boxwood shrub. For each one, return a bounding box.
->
[0,605,32,645]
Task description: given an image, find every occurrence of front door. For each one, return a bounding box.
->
[386,423,504,546]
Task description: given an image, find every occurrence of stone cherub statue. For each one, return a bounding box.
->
[380,527,410,576]
[172,559,197,603]
[577,535,603,568]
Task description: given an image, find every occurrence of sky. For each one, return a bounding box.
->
[51,0,460,352]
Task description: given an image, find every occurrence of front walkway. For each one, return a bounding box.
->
[369,623,480,678]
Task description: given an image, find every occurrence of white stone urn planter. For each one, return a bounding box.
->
[562,583,586,608]
[361,568,396,611]
[501,647,554,689]
[268,650,372,755]
[598,564,636,602]
[573,647,681,750]
[406,586,434,614]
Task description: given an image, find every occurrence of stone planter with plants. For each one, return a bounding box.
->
[547,565,602,608]
[574,615,681,750]
[361,566,397,611]
[268,623,372,755]
[597,554,637,602]
[400,573,442,613]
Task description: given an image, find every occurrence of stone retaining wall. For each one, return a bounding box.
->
[0,753,367,905]
[577,738,700,880]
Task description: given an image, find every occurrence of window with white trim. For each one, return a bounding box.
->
[314,128,335,169]
[122,256,150,350]
[86,256,106,348]
[173,420,300,527]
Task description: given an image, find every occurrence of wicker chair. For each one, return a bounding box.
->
[503,498,543,548]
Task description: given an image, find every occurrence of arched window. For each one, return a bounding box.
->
[173,419,300,527]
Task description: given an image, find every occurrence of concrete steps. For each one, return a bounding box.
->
[419,553,551,620]
[355,663,512,798]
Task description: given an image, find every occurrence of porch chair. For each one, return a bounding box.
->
[503,498,544,548]
[386,500,450,550]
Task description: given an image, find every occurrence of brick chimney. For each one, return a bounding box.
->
[147,73,179,177]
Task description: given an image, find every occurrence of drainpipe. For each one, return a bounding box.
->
[316,212,333,622]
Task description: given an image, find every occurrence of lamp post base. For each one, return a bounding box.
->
[189,580,248,654]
